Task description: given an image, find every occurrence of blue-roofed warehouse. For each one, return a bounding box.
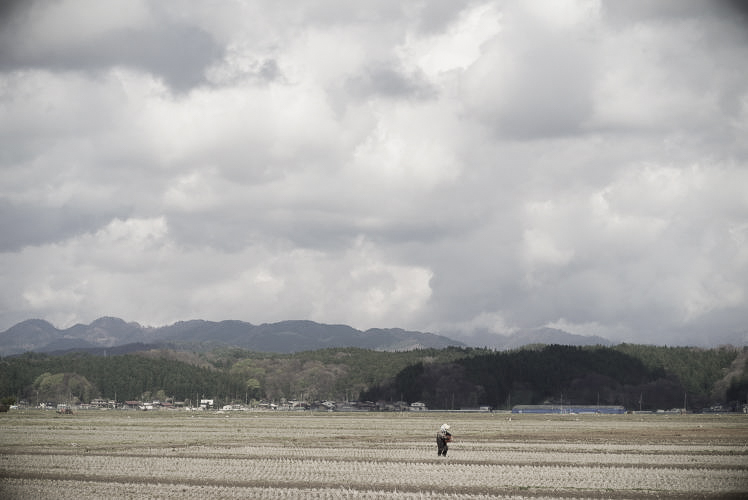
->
[512,405,625,414]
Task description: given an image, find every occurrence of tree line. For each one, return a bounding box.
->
[0,344,744,411]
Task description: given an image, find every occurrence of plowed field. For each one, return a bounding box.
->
[1,410,746,498]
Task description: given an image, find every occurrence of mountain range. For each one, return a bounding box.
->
[0,317,463,356]
[0,317,618,357]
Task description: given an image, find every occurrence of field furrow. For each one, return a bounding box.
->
[1,411,746,499]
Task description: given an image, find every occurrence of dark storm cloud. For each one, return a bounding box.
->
[0,199,128,251]
[345,63,436,100]
[603,0,748,23]
[0,2,222,91]
[0,0,24,23]
[413,0,476,33]
[80,25,222,91]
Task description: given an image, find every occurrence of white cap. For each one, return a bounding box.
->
[440,423,450,431]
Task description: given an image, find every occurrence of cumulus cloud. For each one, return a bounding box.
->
[1,0,746,346]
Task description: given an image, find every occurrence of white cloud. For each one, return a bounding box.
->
[350,102,462,191]
[402,3,502,77]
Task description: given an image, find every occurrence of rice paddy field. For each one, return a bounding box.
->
[1,409,746,499]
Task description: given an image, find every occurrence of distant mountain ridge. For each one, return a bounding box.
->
[465,327,613,350]
[0,317,467,356]
[3,317,743,357]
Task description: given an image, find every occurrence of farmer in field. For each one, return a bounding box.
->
[436,423,452,457]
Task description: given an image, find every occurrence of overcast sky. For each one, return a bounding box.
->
[1,0,747,346]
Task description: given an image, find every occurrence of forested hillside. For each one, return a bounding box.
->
[362,345,742,410]
[1,345,744,411]
[613,344,742,396]
[1,352,232,406]
[0,347,473,406]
